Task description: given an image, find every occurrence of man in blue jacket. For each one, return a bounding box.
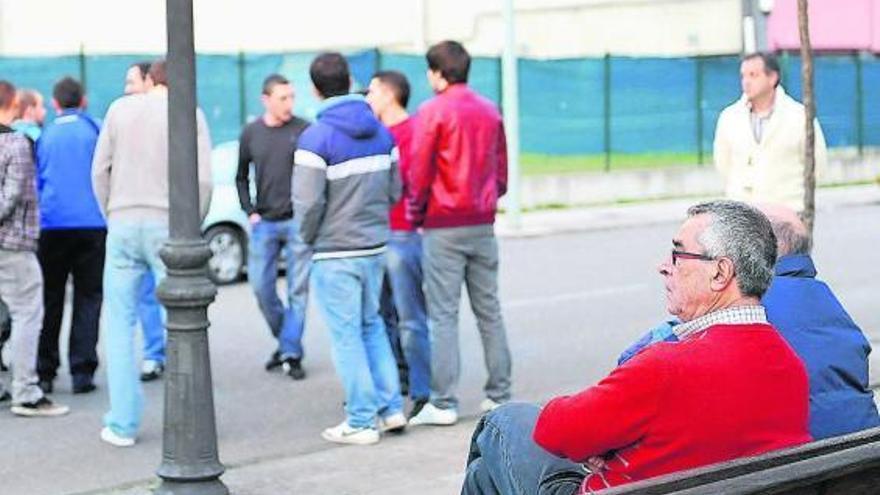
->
[292,52,404,445]
[35,77,106,395]
[620,204,879,439]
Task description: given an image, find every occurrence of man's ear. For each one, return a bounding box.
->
[80,95,88,110]
[710,257,736,292]
[52,98,62,114]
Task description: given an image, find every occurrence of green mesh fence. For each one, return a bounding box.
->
[1,50,877,166]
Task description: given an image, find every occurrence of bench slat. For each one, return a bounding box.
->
[600,427,880,494]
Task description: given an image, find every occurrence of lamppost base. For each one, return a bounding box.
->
[155,479,229,495]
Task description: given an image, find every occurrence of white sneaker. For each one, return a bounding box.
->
[378,412,407,433]
[321,421,380,445]
[140,360,164,382]
[408,403,458,426]
[480,398,504,413]
[100,427,136,447]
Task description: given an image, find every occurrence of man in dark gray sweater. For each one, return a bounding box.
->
[236,74,311,380]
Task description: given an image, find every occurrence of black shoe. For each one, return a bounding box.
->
[0,391,10,402]
[282,357,306,380]
[10,396,69,417]
[265,351,284,371]
[408,397,429,420]
[38,380,53,395]
[73,382,97,394]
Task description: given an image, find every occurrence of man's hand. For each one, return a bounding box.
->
[583,456,607,473]
[249,213,262,225]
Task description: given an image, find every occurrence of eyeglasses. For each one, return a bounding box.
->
[671,249,716,266]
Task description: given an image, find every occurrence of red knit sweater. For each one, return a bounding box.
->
[533,323,811,493]
[388,118,415,232]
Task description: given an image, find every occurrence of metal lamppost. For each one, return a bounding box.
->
[155,1,227,494]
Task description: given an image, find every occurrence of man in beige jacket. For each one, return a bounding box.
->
[713,53,827,214]
[91,59,212,447]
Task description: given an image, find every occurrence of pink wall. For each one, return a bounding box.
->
[767,0,879,52]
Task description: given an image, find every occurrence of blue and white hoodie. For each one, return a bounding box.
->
[292,94,401,259]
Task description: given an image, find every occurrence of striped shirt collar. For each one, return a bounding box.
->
[672,305,768,340]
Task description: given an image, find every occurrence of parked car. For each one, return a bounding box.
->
[202,141,251,285]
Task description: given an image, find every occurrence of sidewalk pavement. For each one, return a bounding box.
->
[495,184,880,238]
[91,419,477,495]
[90,184,880,495]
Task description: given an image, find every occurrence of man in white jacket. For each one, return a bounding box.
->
[713,53,827,214]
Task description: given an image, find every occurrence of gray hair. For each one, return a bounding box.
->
[687,200,777,298]
[769,216,812,256]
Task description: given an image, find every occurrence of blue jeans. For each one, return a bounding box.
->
[386,231,430,400]
[463,403,586,495]
[103,222,168,438]
[248,218,312,359]
[311,254,403,428]
[139,272,165,363]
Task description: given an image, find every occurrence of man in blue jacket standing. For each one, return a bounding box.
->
[293,52,404,445]
[620,204,879,439]
[35,77,106,395]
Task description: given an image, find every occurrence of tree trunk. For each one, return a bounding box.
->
[798,0,817,234]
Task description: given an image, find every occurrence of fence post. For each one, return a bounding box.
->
[854,52,864,157]
[237,51,246,127]
[780,51,791,90]
[695,56,704,166]
[78,43,87,89]
[603,53,611,172]
[501,0,521,229]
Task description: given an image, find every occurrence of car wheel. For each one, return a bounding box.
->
[205,225,246,285]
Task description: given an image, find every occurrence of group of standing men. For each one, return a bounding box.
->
[237,41,512,444]
[0,59,211,449]
[0,39,512,448]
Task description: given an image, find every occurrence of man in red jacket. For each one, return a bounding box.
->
[406,40,512,427]
[462,200,811,495]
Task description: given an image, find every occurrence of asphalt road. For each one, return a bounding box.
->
[2,202,878,495]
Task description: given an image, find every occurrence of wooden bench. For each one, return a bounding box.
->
[600,427,880,494]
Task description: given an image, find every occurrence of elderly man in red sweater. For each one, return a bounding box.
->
[462,200,811,495]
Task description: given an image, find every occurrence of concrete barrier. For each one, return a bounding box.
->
[505,150,879,210]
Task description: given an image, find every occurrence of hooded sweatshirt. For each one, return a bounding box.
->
[292,94,401,259]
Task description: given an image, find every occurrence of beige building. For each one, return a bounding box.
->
[0,0,745,57]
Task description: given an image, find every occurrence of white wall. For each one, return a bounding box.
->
[0,0,743,57]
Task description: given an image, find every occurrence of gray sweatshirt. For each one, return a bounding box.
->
[91,89,212,224]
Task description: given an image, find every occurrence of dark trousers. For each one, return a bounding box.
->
[37,229,106,385]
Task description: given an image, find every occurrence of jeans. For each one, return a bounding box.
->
[248,218,312,359]
[423,225,512,410]
[386,231,430,400]
[379,272,408,389]
[311,254,403,428]
[37,229,105,386]
[139,271,165,364]
[462,403,585,495]
[0,250,46,404]
[102,222,168,438]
